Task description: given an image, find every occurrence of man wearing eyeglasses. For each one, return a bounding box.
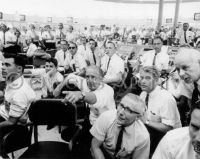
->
[152,101,200,159]
[90,93,150,159]
[65,41,87,76]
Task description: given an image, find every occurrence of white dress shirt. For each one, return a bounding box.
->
[140,46,169,71]
[65,73,116,125]
[152,127,197,159]
[175,30,195,45]
[101,53,124,80]
[140,86,182,128]
[90,110,150,159]
[54,50,69,67]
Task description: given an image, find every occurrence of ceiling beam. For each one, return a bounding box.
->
[95,0,200,4]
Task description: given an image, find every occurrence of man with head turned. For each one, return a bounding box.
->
[90,93,150,159]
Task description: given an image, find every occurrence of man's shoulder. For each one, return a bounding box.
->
[164,127,190,146]
[98,110,117,123]
[135,120,150,139]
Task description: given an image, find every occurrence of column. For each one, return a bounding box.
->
[157,0,164,31]
[173,0,181,31]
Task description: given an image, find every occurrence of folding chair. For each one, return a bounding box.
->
[2,99,82,159]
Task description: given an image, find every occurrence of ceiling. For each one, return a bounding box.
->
[95,0,200,4]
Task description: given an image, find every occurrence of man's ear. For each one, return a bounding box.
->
[16,65,23,74]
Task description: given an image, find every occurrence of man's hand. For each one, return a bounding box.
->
[62,91,82,104]
[116,148,129,159]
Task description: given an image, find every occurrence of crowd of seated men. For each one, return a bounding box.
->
[0,21,200,159]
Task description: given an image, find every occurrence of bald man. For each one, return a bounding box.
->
[90,93,150,159]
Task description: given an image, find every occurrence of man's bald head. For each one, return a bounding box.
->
[175,48,200,83]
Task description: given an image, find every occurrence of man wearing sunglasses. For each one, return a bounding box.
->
[90,93,150,159]
[66,41,87,76]
[152,101,200,159]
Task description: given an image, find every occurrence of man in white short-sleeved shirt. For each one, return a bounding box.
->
[139,66,181,132]
[140,36,169,71]
[152,102,200,159]
[101,41,124,85]
[90,93,150,159]
[54,40,69,71]
[54,65,115,125]
[65,41,87,76]
[1,54,36,125]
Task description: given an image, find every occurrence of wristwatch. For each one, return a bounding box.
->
[80,91,86,101]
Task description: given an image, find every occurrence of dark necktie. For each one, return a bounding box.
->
[184,31,187,43]
[152,52,158,66]
[64,52,66,60]
[114,126,124,158]
[192,82,200,105]
[3,32,5,45]
[72,55,76,72]
[16,37,19,45]
[107,57,111,71]
[92,50,96,65]
[145,93,149,108]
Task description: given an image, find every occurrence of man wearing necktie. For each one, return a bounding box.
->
[67,41,87,76]
[139,36,169,72]
[87,39,101,67]
[102,41,124,85]
[139,66,181,155]
[175,48,200,109]
[175,23,194,47]
[90,93,150,159]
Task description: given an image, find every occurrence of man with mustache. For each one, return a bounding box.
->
[90,93,150,159]
[152,101,200,159]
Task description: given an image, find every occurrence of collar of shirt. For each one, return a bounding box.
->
[148,85,160,99]
[6,75,24,90]
[116,120,136,136]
